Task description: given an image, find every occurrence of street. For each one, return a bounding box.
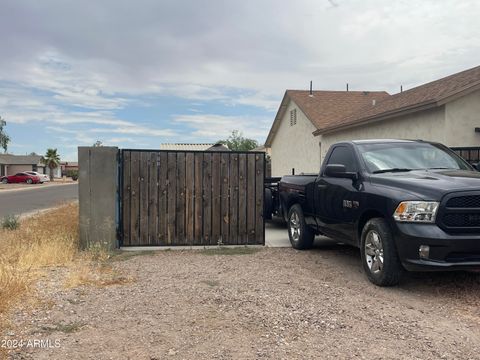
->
[0,184,78,218]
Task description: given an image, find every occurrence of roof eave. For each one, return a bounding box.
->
[264,91,290,147]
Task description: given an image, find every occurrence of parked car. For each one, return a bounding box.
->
[0,172,41,184]
[25,171,50,183]
[266,139,480,286]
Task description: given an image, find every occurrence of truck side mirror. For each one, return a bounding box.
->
[324,164,358,180]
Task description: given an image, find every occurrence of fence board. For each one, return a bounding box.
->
[122,151,131,245]
[238,154,247,243]
[158,152,168,244]
[130,151,141,245]
[247,154,256,244]
[220,153,230,244]
[255,154,264,244]
[194,153,203,245]
[176,153,186,244]
[185,153,195,245]
[167,153,177,245]
[203,153,212,245]
[229,154,239,244]
[121,150,264,246]
[148,152,158,245]
[211,153,221,244]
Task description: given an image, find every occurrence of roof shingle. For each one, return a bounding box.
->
[288,90,390,130]
[315,65,480,134]
[0,154,43,165]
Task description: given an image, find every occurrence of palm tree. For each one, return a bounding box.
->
[42,148,61,181]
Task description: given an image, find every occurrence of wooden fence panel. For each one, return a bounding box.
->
[121,150,264,246]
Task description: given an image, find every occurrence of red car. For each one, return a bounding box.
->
[0,172,41,184]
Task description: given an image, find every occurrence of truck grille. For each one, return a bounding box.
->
[446,195,480,208]
[443,213,480,227]
[439,193,480,233]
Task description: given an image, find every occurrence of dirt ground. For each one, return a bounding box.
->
[5,243,480,360]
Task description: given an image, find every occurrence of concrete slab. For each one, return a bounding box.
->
[121,245,264,251]
[265,218,335,248]
[265,218,291,247]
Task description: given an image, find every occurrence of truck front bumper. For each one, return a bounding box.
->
[392,222,480,271]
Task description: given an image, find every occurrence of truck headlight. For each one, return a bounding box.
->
[393,201,439,223]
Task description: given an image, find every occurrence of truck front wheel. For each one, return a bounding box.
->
[287,204,314,250]
[360,218,403,286]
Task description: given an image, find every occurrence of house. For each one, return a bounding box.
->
[61,161,79,176]
[265,65,480,176]
[160,143,230,151]
[0,154,46,177]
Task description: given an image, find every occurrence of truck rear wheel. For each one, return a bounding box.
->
[287,204,314,250]
[360,218,403,286]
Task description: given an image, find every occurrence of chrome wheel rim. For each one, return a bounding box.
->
[365,230,384,274]
[290,212,301,242]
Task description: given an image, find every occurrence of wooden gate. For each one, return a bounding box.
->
[120,150,265,246]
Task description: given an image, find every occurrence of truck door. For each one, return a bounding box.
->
[314,145,362,244]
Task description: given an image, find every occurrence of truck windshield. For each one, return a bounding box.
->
[357,142,472,173]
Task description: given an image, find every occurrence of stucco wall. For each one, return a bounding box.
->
[320,106,446,161]
[445,90,480,147]
[8,165,33,175]
[270,99,321,176]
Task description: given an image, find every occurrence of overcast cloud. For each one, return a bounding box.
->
[1,0,480,159]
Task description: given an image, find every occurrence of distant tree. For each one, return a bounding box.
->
[0,116,11,153]
[29,152,38,156]
[42,148,61,181]
[219,130,258,151]
[93,140,103,147]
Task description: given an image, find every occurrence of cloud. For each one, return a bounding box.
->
[172,114,272,140]
[1,0,480,158]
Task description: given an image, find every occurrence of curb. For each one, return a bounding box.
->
[0,182,77,194]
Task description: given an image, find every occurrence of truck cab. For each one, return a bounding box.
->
[275,139,480,286]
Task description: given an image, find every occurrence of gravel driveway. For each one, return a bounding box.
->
[8,244,480,359]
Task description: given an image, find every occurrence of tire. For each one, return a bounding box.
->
[26,178,33,184]
[264,188,273,220]
[360,218,403,286]
[287,204,314,250]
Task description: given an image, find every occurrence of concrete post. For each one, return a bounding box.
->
[78,146,119,250]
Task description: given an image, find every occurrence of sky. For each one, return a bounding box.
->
[1,0,480,161]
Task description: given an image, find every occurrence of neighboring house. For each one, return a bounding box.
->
[160,143,230,151]
[61,161,79,176]
[0,154,46,177]
[265,90,388,176]
[266,65,480,176]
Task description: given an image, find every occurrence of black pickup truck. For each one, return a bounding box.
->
[270,139,480,286]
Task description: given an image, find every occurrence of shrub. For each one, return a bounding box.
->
[67,169,79,181]
[2,215,19,230]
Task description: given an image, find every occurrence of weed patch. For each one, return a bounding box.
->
[1,214,20,230]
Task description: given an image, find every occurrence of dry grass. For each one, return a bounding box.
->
[0,203,79,317]
[0,202,135,339]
